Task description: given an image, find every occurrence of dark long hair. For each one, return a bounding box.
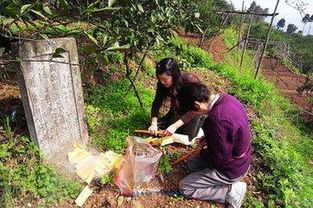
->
[156,58,182,95]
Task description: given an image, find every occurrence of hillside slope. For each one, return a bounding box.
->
[1,29,312,207]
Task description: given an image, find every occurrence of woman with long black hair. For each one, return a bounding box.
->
[147,58,204,139]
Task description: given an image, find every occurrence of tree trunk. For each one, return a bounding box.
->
[199,29,206,47]
[125,42,153,96]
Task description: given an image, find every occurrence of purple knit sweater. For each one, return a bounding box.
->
[200,94,252,179]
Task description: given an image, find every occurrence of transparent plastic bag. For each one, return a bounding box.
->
[114,136,163,196]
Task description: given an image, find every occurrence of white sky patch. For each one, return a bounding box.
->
[230,0,313,35]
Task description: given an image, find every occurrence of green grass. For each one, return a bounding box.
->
[85,79,154,153]
[0,130,81,206]
[223,28,257,73]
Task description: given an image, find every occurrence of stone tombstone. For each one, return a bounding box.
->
[16,37,89,169]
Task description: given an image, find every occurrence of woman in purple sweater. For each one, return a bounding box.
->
[177,83,252,208]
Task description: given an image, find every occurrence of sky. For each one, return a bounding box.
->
[230,0,313,35]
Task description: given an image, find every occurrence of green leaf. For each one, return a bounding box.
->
[24,19,38,28]
[138,4,144,13]
[87,0,100,8]
[40,34,49,40]
[123,19,129,27]
[96,53,109,64]
[108,0,117,7]
[43,6,52,15]
[20,4,32,14]
[0,47,5,56]
[58,0,69,10]
[81,45,97,54]
[84,6,120,13]
[166,8,171,17]
[84,32,98,45]
[51,47,67,58]
[4,4,20,17]
[106,42,130,51]
[31,9,46,20]
[102,35,108,46]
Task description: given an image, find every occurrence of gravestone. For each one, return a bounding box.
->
[16,37,89,171]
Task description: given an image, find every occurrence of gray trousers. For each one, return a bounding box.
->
[179,153,248,204]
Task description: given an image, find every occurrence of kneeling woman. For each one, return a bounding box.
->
[148,58,204,139]
[177,83,251,208]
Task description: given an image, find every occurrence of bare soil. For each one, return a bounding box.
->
[0,72,20,113]
[261,56,312,122]
[180,32,227,62]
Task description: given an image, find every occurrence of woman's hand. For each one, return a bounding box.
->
[163,124,177,136]
[148,124,158,136]
[163,119,184,136]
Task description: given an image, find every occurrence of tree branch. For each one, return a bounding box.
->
[123,51,144,108]
[0,59,81,66]
[284,0,308,17]
[125,42,153,96]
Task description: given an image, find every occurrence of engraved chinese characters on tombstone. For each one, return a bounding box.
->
[17,37,89,170]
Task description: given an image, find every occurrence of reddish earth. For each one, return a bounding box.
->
[79,145,225,208]
[261,56,312,122]
[180,32,227,62]
[0,72,20,113]
[76,142,253,208]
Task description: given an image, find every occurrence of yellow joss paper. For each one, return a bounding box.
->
[75,186,93,207]
[68,145,122,184]
[160,136,174,146]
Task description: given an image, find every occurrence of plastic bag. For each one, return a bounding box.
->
[114,136,163,196]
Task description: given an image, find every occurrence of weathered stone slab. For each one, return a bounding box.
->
[16,37,88,169]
